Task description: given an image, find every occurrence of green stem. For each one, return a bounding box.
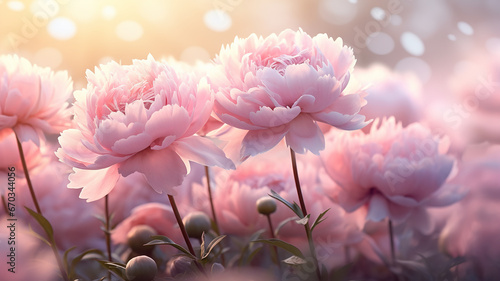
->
[204,166,226,266]
[104,195,113,280]
[290,148,321,281]
[266,214,282,271]
[389,219,396,264]
[15,133,69,281]
[168,195,206,275]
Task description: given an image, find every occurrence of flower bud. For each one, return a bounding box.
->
[183,211,211,239]
[256,197,277,215]
[165,255,193,277]
[125,255,158,281]
[127,225,157,254]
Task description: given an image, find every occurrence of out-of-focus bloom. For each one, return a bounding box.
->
[355,64,423,132]
[190,147,364,269]
[56,55,234,202]
[112,203,187,250]
[439,145,500,279]
[16,155,104,251]
[321,117,463,234]
[209,29,368,159]
[0,217,58,281]
[0,55,72,145]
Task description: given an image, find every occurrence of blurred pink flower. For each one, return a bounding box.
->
[439,145,500,279]
[355,64,423,132]
[0,55,72,145]
[321,117,463,234]
[56,55,234,202]
[209,29,369,159]
[112,203,187,250]
[0,217,58,281]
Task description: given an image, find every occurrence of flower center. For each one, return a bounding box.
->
[268,49,310,75]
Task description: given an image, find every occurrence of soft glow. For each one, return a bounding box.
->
[458,21,474,35]
[33,47,63,69]
[390,15,402,26]
[47,17,77,40]
[367,32,395,55]
[180,46,211,64]
[101,5,116,20]
[486,37,500,55]
[319,0,357,25]
[448,34,457,41]
[401,32,425,56]
[395,57,432,83]
[370,7,386,21]
[7,1,25,11]
[204,9,232,32]
[116,21,144,42]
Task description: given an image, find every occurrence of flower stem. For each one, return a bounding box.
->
[15,133,42,214]
[266,214,282,271]
[289,148,321,281]
[389,219,396,264]
[168,194,206,275]
[15,133,69,281]
[204,166,226,266]
[104,195,113,280]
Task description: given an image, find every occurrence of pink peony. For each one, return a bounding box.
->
[56,55,234,201]
[321,117,463,234]
[209,29,369,159]
[0,55,72,145]
[355,64,423,132]
[439,145,500,279]
[112,203,188,250]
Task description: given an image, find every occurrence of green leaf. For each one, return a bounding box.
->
[98,261,127,280]
[282,255,307,265]
[144,235,196,259]
[269,190,304,218]
[311,208,330,233]
[63,247,76,274]
[25,207,53,238]
[69,249,105,279]
[253,238,305,259]
[274,217,297,236]
[202,235,226,260]
[295,214,310,226]
[26,225,51,246]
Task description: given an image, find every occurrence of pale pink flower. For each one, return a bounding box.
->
[112,203,188,250]
[209,29,369,159]
[56,55,234,201]
[0,55,72,145]
[439,145,500,279]
[355,64,423,132]
[321,117,463,234]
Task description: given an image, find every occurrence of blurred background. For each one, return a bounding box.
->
[1,0,500,93]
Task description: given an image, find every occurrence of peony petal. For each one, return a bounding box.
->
[172,135,235,169]
[249,106,301,128]
[68,166,120,202]
[241,125,289,159]
[285,114,325,154]
[118,148,187,195]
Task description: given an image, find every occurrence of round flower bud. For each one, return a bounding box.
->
[183,211,211,239]
[165,255,193,278]
[125,255,158,281]
[256,197,277,215]
[127,225,157,254]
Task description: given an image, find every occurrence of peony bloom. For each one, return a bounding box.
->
[209,29,369,159]
[439,145,500,279]
[355,64,423,132]
[0,55,72,145]
[112,203,187,251]
[56,55,234,201]
[321,117,463,234]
